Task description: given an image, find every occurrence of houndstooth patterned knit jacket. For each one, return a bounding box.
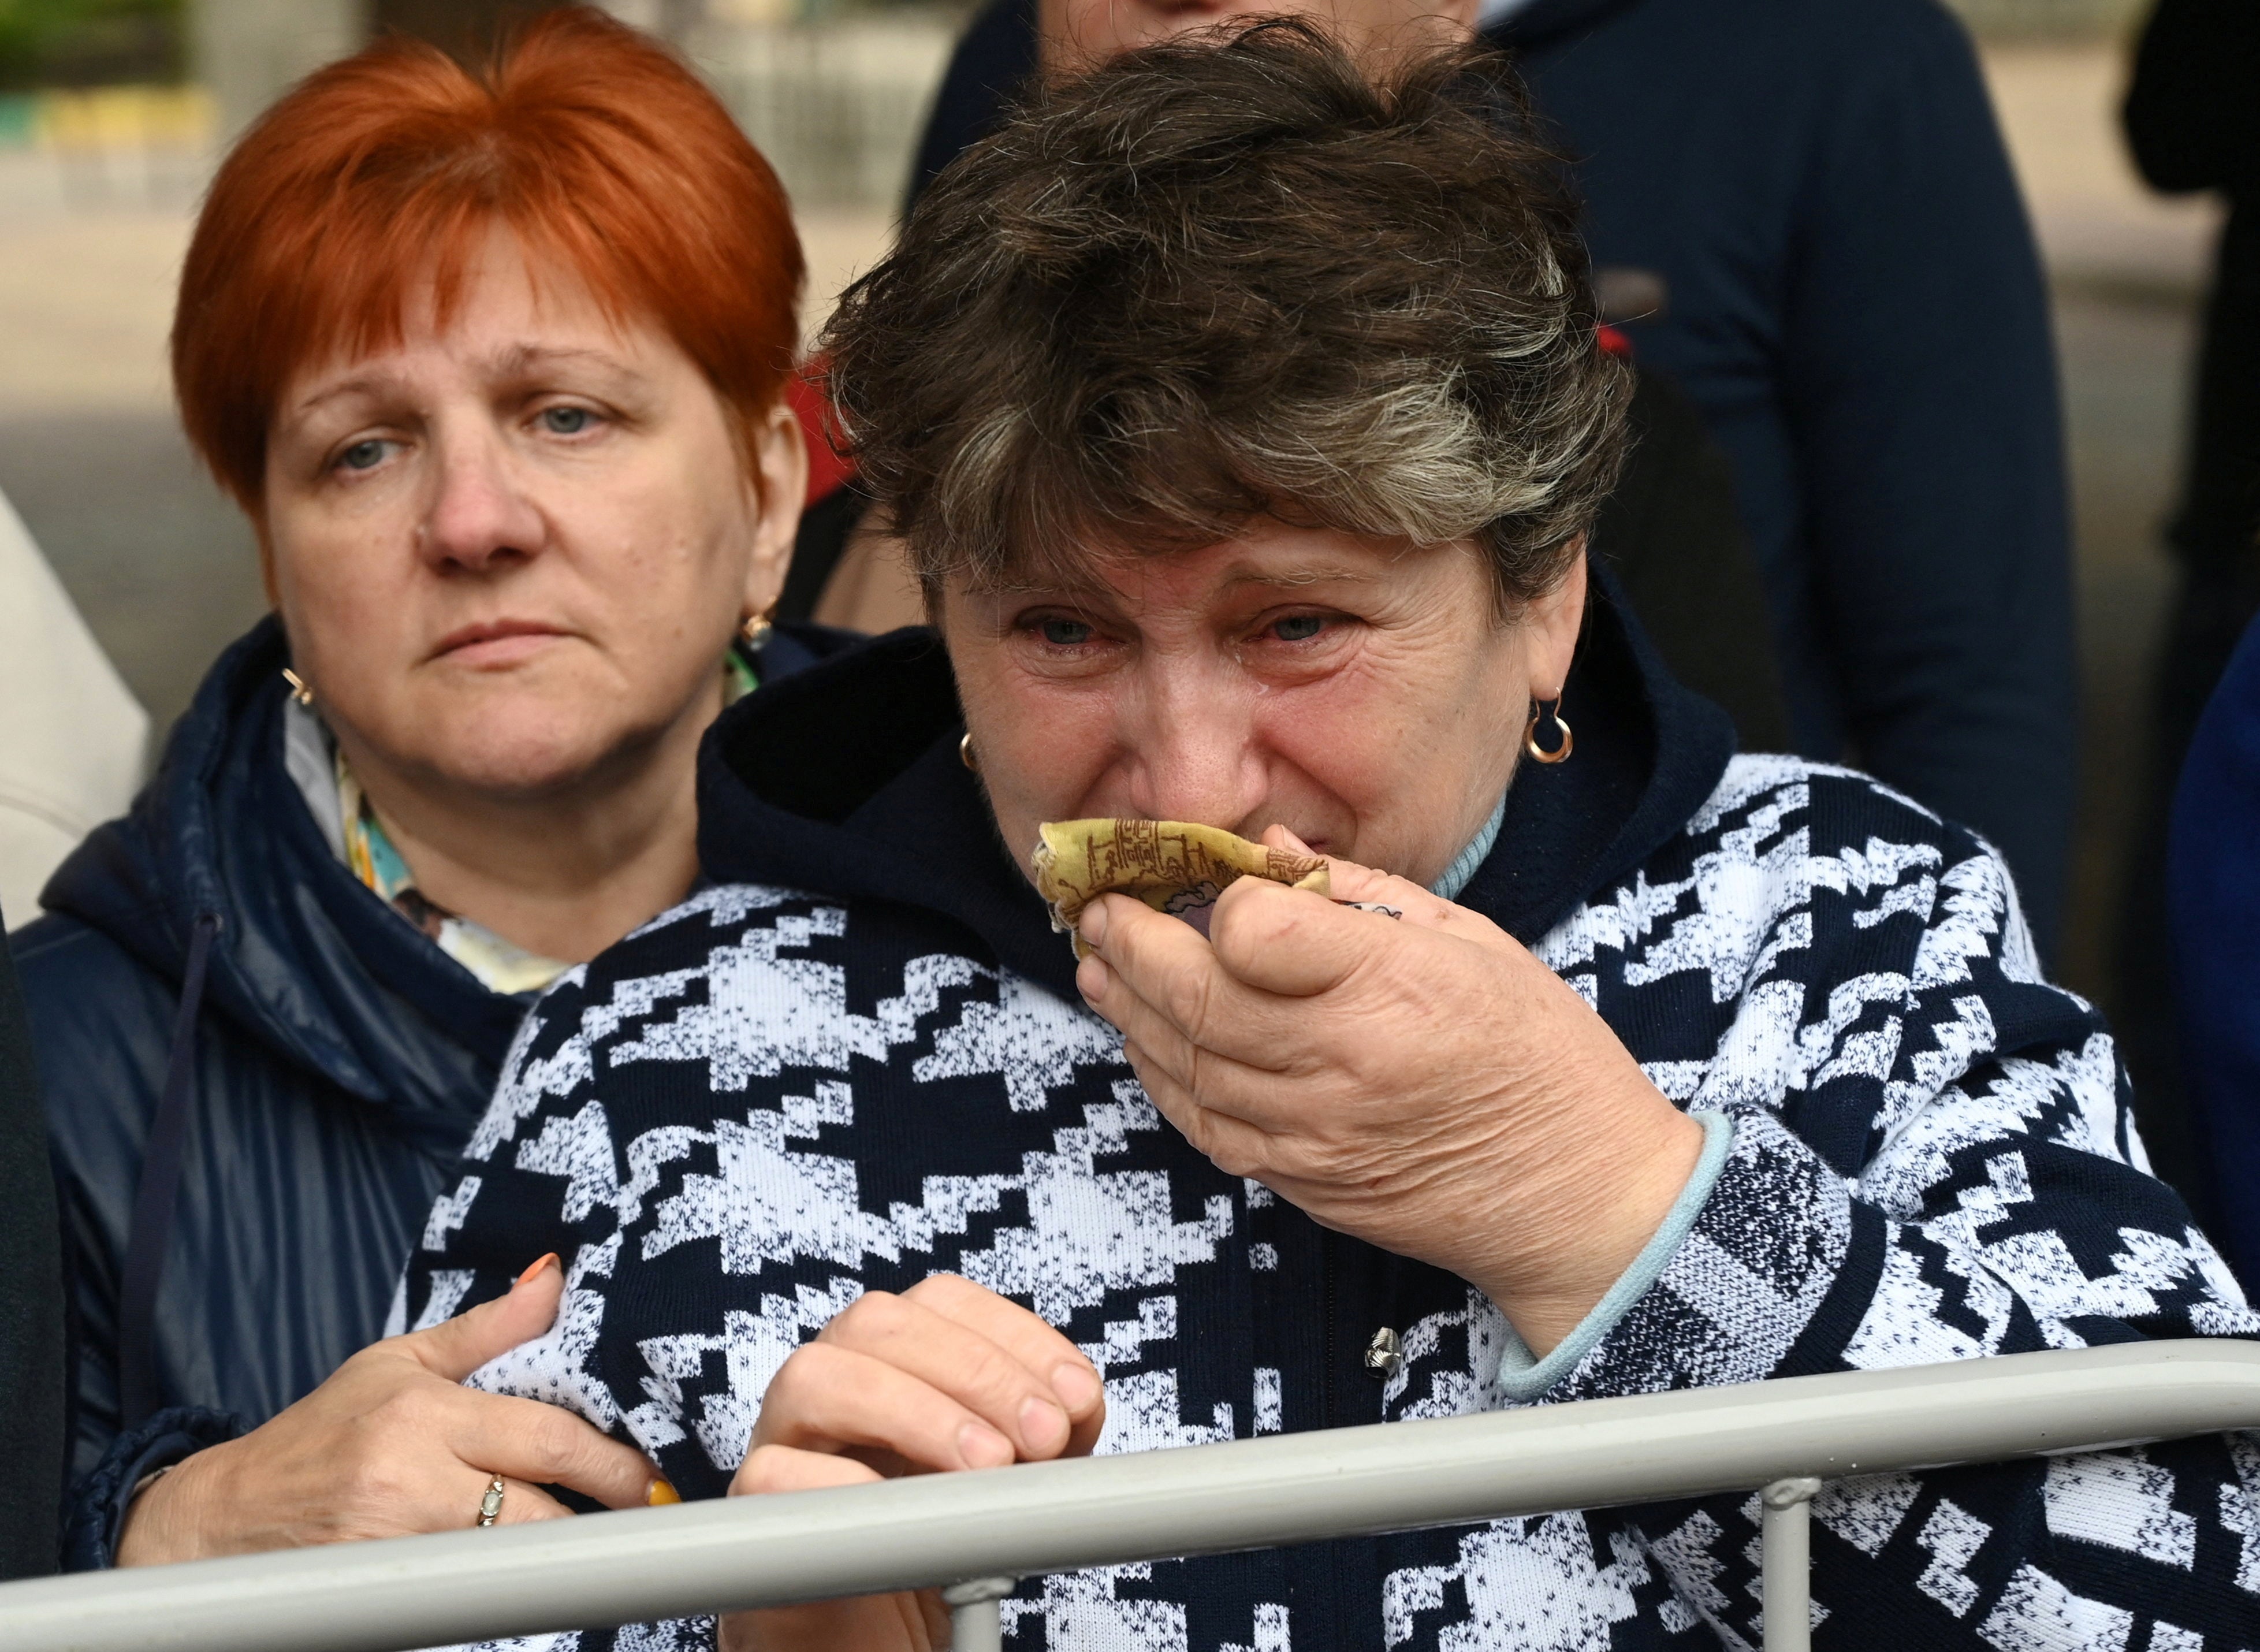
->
[401,609,2260,1651]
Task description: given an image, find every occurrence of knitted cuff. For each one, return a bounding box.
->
[1494,1109,1736,1402]
[61,1405,244,1572]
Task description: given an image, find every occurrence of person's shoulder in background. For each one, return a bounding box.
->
[0,484,143,1574]
[2169,614,2260,1288]
[0,489,147,928]
[2123,0,2260,199]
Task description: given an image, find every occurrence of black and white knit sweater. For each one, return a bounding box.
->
[401,608,2260,1651]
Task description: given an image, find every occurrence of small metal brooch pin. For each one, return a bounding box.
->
[1364,1326,1404,1379]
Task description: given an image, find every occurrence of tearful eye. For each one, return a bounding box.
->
[541,406,593,435]
[1039,618,1094,647]
[339,439,386,472]
[1271,615,1326,641]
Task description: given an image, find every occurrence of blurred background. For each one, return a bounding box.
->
[0,0,2222,1013]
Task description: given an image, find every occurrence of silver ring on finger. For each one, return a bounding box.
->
[476,1474,506,1528]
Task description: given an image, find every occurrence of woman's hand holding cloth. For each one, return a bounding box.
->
[116,1259,662,1565]
[1070,828,1706,1357]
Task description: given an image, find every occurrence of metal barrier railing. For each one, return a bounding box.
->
[5,1339,2259,1652]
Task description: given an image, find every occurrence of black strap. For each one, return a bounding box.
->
[117,911,220,1430]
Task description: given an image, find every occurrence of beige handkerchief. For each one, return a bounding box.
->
[1032,818,1331,958]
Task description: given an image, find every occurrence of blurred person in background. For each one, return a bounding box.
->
[0,485,131,1580]
[2171,611,2260,1286]
[0,916,64,1580]
[0,488,148,925]
[899,0,2076,963]
[11,9,828,1570]
[2114,0,2260,1238]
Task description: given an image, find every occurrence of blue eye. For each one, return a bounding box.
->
[542,406,593,434]
[1040,618,1094,646]
[338,439,386,472]
[1271,615,1326,641]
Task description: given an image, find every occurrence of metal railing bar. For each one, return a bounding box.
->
[1759,1476,1821,1652]
[3,1340,2258,1652]
[941,1576,1018,1652]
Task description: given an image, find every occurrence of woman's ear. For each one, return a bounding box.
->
[1524,543,1589,701]
[742,398,810,622]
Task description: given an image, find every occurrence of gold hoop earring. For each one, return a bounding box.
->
[959,732,980,772]
[281,668,314,708]
[1524,697,1572,764]
[740,608,775,649]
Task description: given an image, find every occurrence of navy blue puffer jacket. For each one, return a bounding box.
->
[14,614,835,1569]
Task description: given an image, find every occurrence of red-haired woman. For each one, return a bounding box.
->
[9,8,817,1569]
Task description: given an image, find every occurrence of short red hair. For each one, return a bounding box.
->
[173,6,803,509]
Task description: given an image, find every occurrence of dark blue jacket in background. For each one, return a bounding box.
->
[13,615,836,1568]
[2169,613,2260,1281]
[912,0,2077,955]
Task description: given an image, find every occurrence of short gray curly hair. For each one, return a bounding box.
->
[821,17,1631,608]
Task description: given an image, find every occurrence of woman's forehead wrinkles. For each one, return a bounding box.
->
[475,342,648,393]
[285,342,642,422]
[977,550,1388,598]
[287,371,394,422]
[1223,562,1383,589]
[485,341,632,375]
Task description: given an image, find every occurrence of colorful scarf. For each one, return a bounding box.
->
[333,649,759,996]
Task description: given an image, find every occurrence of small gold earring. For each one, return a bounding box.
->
[959,731,979,772]
[281,668,314,708]
[1524,695,1572,764]
[740,609,775,649]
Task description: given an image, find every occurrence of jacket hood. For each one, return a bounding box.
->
[697,561,1734,1004]
[40,616,530,1140]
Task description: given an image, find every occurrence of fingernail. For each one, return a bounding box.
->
[1051,1361,1103,1412]
[958,1420,1014,1469]
[1078,899,1108,950]
[1018,1393,1069,1451]
[1075,955,1107,1004]
[647,1477,680,1506]
[513,1253,560,1289]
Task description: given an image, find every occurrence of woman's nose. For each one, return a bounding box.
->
[1122,697,1268,829]
[419,431,545,573]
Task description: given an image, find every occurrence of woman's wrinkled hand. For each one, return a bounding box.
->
[116,1256,664,1566]
[718,1274,1104,1652]
[1074,825,1706,1357]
